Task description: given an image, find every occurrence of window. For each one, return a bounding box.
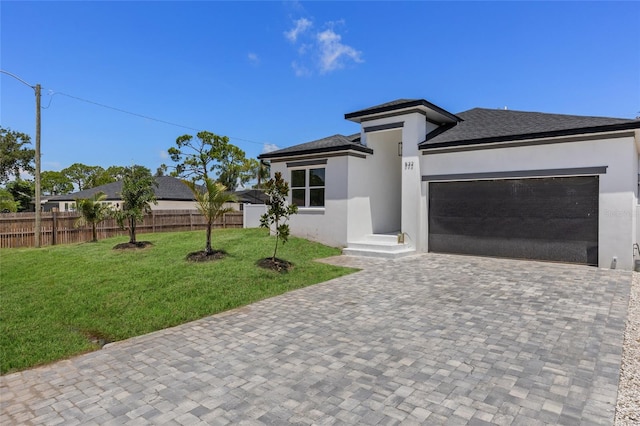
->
[291,168,325,207]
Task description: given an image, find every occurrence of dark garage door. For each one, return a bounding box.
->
[428,176,599,265]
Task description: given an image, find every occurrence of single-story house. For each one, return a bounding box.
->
[43,176,266,212]
[43,176,200,212]
[259,99,640,271]
[234,189,269,208]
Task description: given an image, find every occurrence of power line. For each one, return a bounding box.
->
[40,87,267,147]
[0,70,34,88]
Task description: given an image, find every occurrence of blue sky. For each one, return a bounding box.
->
[1,1,639,175]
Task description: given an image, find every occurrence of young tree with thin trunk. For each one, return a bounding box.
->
[74,191,112,242]
[260,172,298,261]
[184,178,237,255]
[115,165,157,244]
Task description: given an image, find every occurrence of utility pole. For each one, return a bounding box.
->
[35,84,42,248]
[1,70,42,247]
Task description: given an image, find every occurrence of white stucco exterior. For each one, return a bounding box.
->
[420,133,638,270]
[262,101,640,270]
[271,156,350,247]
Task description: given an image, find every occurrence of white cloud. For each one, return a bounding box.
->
[284,18,362,76]
[247,52,259,65]
[159,150,168,159]
[262,143,279,154]
[317,29,363,73]
[284,18,312,43]
[291,61,311,77]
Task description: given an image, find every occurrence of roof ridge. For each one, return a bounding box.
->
[459,107,635,122]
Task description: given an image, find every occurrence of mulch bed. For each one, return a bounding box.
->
[257,257,293,272]
[186,250,227,262]
[112,241,153,250]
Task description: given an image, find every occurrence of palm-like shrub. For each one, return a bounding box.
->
[74,191,112,242]
[115,165,157,244]
[184,178,237,255]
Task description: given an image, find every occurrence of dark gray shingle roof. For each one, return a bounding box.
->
[345,98,460,123]
[234,189,268,204]
[259,133,371,159]
[420,108,640,148]
[46,176,196,202]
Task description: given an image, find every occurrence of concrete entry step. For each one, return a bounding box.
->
[343,233,416,259]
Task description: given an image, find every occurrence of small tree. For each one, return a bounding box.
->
[74,191,112,242]
[184,178,237,255]
[5,179,34,212]
[115,165,157,244]
[260,172,298,261]
[0,188,19,212]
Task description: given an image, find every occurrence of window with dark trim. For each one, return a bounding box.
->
[291,168,325,207]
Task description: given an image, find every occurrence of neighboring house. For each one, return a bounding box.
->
[259,99,640,271]
[234,189,269,209]
[43,176,199,212]
[43,176,267,213]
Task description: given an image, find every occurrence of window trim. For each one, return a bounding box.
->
[290,166,326,208]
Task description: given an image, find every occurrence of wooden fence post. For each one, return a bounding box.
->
[52,211,58,246]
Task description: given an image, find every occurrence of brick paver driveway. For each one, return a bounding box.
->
[1,254,631,425]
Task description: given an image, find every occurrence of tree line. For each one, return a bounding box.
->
[0,127,269,212]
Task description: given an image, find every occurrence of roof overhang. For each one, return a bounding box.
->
[263,147,373,163]
[259,144,373,161]
[345,99,461,125]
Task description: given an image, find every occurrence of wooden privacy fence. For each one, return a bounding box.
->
[0,210,243,248]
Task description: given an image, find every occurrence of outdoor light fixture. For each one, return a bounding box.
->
[398,142,403,156]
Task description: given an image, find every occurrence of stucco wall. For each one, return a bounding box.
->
[346,153,373,242]
[421,134,638,270]
[362,129,402,234]
[271,156,349,247]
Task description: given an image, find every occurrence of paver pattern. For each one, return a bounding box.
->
[1,253,632,425]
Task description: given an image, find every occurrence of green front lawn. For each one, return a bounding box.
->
[0,228,355,374]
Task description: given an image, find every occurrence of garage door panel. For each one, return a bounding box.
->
[428,176,598,265]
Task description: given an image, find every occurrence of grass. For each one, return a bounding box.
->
[0,228,356,374]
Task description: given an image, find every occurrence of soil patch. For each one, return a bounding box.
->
[257,257,293,272]
[113,241,153,250]
[186,250,227,262]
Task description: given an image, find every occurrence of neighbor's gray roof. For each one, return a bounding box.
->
[234,189,268,204]
[46,176,196,202]
[259,133,372,159]
[420,108,640,149]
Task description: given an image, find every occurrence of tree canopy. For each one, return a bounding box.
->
[0,127,34,184]
[164,131,255,191]
[41,171,74,195]
[61,163,105,191]
[0,188,19,213]
[5,179,34,212]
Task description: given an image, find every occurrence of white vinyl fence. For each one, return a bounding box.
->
[243,204,268,228]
